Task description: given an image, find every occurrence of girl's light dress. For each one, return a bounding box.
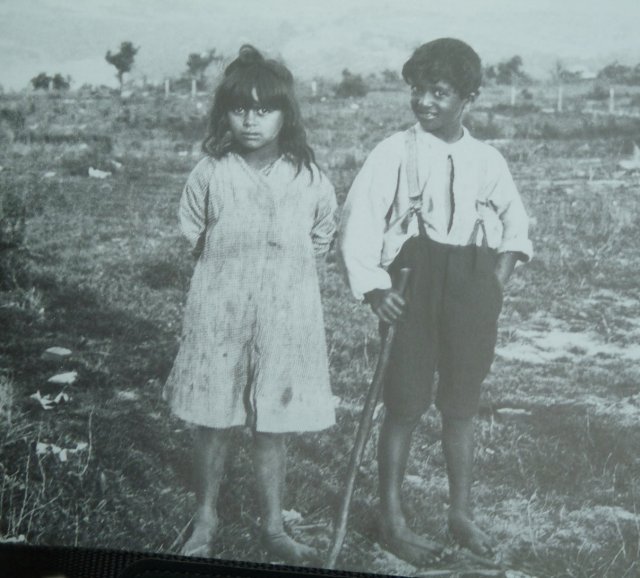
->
[164,153,337,433]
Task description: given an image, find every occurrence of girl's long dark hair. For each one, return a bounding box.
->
[203,45,316,177]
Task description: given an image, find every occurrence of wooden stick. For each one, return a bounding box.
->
[326,267,411,569]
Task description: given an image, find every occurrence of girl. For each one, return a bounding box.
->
[163,45,337,563]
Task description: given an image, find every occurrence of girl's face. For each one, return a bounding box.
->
[227,89,284,156]
[410,79,474,143]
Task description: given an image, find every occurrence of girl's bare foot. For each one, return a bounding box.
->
[181,514,218,557]
[262,531,320,564]
[448,510,495,557]
[379,524,442,567]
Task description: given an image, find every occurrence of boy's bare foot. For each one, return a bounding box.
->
[262,531,320,564]
[448,511,495,557]
[181,515,218,558]
[379,525,442,567]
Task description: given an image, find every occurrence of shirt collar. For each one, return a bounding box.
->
[414,123,472,152]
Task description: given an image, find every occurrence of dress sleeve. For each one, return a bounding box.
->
[179,158,216,255]
[484,152,533,262]
[311,172,338,256]
[338,138,402,300]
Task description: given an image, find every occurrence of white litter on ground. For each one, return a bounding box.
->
[41,346,72,361]
[88,167,111,179]
[47,371,77,385]
[30,390,70,410]
[35,441,88,462]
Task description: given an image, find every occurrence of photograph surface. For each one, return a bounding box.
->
[1,2,639,577]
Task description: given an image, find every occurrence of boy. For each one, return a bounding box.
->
[339,38,532,565]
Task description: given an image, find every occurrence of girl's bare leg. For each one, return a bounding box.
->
[442,414,495,556]
[253,432,318,563]
[181,426,231,556]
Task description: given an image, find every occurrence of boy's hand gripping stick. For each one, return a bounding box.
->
[326,267,412,569]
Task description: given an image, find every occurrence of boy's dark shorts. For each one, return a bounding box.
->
[383,235,503,420]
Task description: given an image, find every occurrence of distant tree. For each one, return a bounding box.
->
[597,61,640,84]
[551,61,582,84]
[486,56,530,85]
[382,69,400,84]
[105,41,139,90]
[31,72,52,90]
[186,49,222,86]
[335,69,368,98]
[484,64,496,82]
[52,74,71,91]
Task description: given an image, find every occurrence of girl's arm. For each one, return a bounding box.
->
[311,175,338,256]
[179,158,216,256]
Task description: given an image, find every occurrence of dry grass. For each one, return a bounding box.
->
[1,88,640,577]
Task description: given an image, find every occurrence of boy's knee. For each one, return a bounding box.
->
[384,408,422,430]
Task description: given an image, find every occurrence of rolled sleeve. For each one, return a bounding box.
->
[485,153,533,262]
[339,139,401,300]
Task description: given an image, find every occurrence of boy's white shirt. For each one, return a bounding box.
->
[339,123,533,300]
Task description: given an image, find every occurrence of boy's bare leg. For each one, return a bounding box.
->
[253,432,318,563]
[181,426,231,556]
[442,415,495,556]
[378,411,441,564]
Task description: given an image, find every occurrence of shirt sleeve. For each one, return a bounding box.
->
[484,151,533,262]
[311,172,338,256]
[179,158,216,255]
[339,137,402,300]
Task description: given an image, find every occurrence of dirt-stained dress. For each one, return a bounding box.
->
[163,153,337,433]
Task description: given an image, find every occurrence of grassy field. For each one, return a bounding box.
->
[1,86,640,577]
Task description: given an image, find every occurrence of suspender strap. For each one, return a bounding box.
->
[468,218,489,248]
[404,126,428,238]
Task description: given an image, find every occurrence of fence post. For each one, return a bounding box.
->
[609,86,615,114]
[191,78,197,99]
[510,85,516,106]
[164,78,170,98]
[557,85,563,112]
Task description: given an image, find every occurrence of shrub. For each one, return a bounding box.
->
[585,83,610,101]
[31,72,52,90]
[0,187,26,249]
[335,69,368,98]
[52,74,71,91]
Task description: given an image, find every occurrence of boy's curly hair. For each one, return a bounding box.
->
[402,38,482,98]
[203,45,315,177]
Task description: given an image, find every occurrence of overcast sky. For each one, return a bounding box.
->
[1,0,639,90]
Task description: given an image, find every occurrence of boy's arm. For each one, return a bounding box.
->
[495,251,518,288]
[338,139,402,301]
[485,152,533,270]
[363,287,407,324]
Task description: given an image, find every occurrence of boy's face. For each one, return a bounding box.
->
[410,79,474,142]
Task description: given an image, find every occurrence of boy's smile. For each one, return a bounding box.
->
[410,80,473,143]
